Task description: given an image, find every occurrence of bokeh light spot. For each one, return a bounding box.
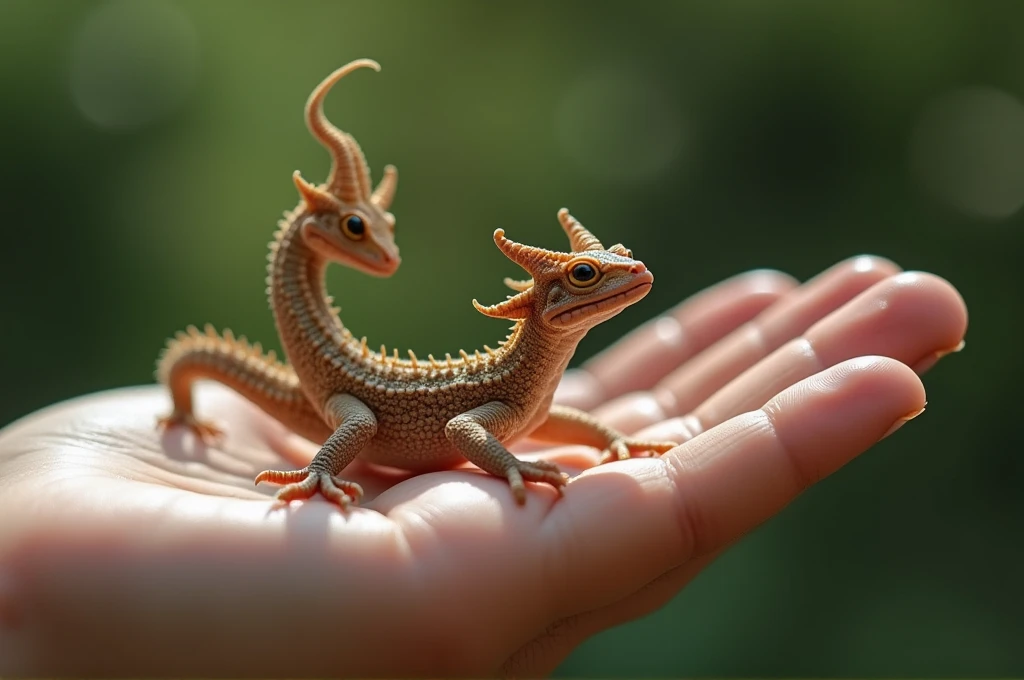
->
[555,66,684,183]
[70,0,199,131]
[909,86,1024,221]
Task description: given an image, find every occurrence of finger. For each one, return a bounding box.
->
[543,356,925,621]
[654,255,903,417]
[536,352,934,650]
[554,269,797,410]
[592,255,902,432]
[684,271,965,436]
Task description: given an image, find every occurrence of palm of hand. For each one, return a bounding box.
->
[0,258,966,678]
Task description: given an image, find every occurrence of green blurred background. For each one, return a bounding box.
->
[1,0,1020,675]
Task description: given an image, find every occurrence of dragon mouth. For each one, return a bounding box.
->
[307,232,399,277]
[547,272,654,327]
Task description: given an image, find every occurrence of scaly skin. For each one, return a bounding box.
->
[255,208,678,506]
[158,58,675,507]
[157,59,398,444]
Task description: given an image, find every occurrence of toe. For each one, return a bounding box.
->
[329,476,365,501]
[157,412,224,444]
[613,440,630,460]
[274,475,319,502]
[507,467,528,505]
[320,478,357,507]
[531,460,561,473]
[523,463,569,489]
[196,422,225,442]
[254,467,310,486]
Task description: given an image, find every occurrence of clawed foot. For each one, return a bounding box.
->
[156,411,224,444]
[598,438,678,465]
[506,459,569,505]
[254,467,364,508]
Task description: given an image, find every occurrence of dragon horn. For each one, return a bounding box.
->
[492,228,571,276]
[304,59,378,204]
[557,208,604,252]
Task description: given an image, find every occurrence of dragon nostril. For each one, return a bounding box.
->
[630,262,647,274]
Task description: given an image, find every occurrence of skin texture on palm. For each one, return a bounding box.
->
[0,258,967,678]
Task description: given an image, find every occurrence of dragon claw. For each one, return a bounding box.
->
[254,467,364,508]
[598,438,677,465]
[506,459,569,505]
[156,411,225,444]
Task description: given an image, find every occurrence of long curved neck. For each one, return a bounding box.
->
[268,214,353,378]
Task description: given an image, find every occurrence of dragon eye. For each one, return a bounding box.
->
[568,261,600,287]
[341,214,366,240]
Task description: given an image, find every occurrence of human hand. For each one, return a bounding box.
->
[0,256,966,677]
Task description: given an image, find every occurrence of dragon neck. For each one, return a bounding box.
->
[268,212,355,372]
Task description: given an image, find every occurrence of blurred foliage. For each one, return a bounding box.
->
[0,0,1021,675]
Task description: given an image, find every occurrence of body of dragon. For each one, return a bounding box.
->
[158,59,676,507]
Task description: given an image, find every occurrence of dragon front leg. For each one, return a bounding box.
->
[255,393,376,508]
[445,401,569,505]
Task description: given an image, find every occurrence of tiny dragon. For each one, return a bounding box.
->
[158,59,676,508]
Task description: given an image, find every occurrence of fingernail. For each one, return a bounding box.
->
[882,403,927,439]
[911,339,966,374]
[942,339,967,356]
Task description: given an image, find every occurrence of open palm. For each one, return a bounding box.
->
[0,255,966,677]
